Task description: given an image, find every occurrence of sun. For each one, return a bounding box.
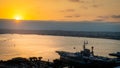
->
[14,15,23,23]
[14,15,22,20]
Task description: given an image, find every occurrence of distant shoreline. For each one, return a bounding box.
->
[0,29,120,40]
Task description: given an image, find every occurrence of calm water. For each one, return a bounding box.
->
[0,34,120,61]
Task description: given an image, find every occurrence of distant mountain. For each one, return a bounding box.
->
[0,19,120,40]
[0,19,120,32]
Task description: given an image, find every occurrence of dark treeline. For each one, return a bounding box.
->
[0,29,120,40]
[0,57,119,68]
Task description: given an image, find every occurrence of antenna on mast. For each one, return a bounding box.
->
[83,40,88,50]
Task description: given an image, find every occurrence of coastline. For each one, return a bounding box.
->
[0,29,120,40]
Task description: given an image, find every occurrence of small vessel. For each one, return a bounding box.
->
[109,52,120,58]
[56,41,119,68]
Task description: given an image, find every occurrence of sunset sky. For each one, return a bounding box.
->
[0,0,120,22]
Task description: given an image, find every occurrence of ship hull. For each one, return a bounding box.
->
[59,56,116,68]
[56,51,116,68]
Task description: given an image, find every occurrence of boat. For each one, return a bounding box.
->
[56,41,119,68]
[109,52,120,58]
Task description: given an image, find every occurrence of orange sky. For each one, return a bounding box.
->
[0,0,120,22]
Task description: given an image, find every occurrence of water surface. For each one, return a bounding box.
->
[0,34,120,61]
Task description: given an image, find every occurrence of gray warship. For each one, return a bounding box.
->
[56,41,120,68]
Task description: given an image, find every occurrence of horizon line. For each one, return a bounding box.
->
[0,18,120,23]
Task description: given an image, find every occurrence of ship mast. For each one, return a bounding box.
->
[83,40,88,50]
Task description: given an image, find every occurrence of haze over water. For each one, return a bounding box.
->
[0,20,120,32]
[0,34,120,61]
